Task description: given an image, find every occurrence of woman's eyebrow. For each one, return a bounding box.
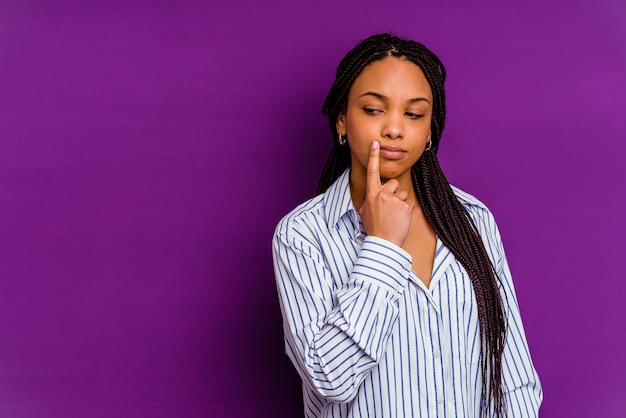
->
[358,91,431,104]
[359,91,387,100]
[408,97,431,104]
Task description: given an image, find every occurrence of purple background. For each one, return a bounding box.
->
[1,1,624,417]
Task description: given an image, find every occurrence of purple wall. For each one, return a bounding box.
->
[1,1,624,416]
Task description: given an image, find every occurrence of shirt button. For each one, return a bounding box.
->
[434,350,440,358]
[438,395,444,404]
[395,284,403,293]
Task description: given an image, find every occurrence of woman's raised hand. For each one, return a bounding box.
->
[359,141,415,247]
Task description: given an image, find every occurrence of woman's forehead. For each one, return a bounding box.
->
[350,57,432,99]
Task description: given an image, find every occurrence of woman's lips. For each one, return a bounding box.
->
[379,146,406,160]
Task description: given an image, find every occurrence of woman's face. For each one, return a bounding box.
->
[337,57,433,185]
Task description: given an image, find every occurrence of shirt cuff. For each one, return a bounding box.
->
[351,236,413,294]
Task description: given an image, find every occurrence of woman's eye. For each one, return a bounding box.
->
[363,107,382,115]
[406,112,424,119]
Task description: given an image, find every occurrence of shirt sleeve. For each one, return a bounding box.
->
[476,208,543,416]
[273,230,412,403]
[498,256,543,417]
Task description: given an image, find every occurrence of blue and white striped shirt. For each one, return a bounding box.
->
[273,169,542,417]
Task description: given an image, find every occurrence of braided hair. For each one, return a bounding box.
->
[318,33,507,417]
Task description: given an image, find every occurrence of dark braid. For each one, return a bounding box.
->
[318,33,507,417]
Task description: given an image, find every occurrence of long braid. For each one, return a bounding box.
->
[413,153,507,416]
[318,34,507,417]
[318,143,350,195]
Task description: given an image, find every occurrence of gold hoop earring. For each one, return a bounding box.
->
[338,134,347,145]
[425,138,432,151]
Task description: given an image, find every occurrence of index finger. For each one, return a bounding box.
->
[366,140,382,193]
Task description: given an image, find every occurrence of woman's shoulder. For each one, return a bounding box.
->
[451,184,485,208]
[274,193,326,237]
[450,184,502,243]
[451,185,494,218]
[275,170,352,240]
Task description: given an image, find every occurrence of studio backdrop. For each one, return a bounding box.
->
[0,1,625,417]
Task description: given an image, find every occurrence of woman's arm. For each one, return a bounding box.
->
[498,255,543,417]
[273,231,411,403]
[472,205,543,416]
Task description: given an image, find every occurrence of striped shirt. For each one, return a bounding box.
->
[272,169,542,417]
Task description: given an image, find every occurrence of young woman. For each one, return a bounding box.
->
[272,33,542,417]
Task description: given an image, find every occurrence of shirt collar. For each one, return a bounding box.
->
[323,168,359,233]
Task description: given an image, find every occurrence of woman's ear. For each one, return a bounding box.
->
[336,113,346,135]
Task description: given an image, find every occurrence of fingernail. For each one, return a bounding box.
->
[371,141,379,150]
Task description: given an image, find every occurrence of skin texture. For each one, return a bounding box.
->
[336,57,437,285]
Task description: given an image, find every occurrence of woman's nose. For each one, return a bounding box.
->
[382,112,403,139]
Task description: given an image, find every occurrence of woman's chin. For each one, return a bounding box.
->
[379,167,410,182]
